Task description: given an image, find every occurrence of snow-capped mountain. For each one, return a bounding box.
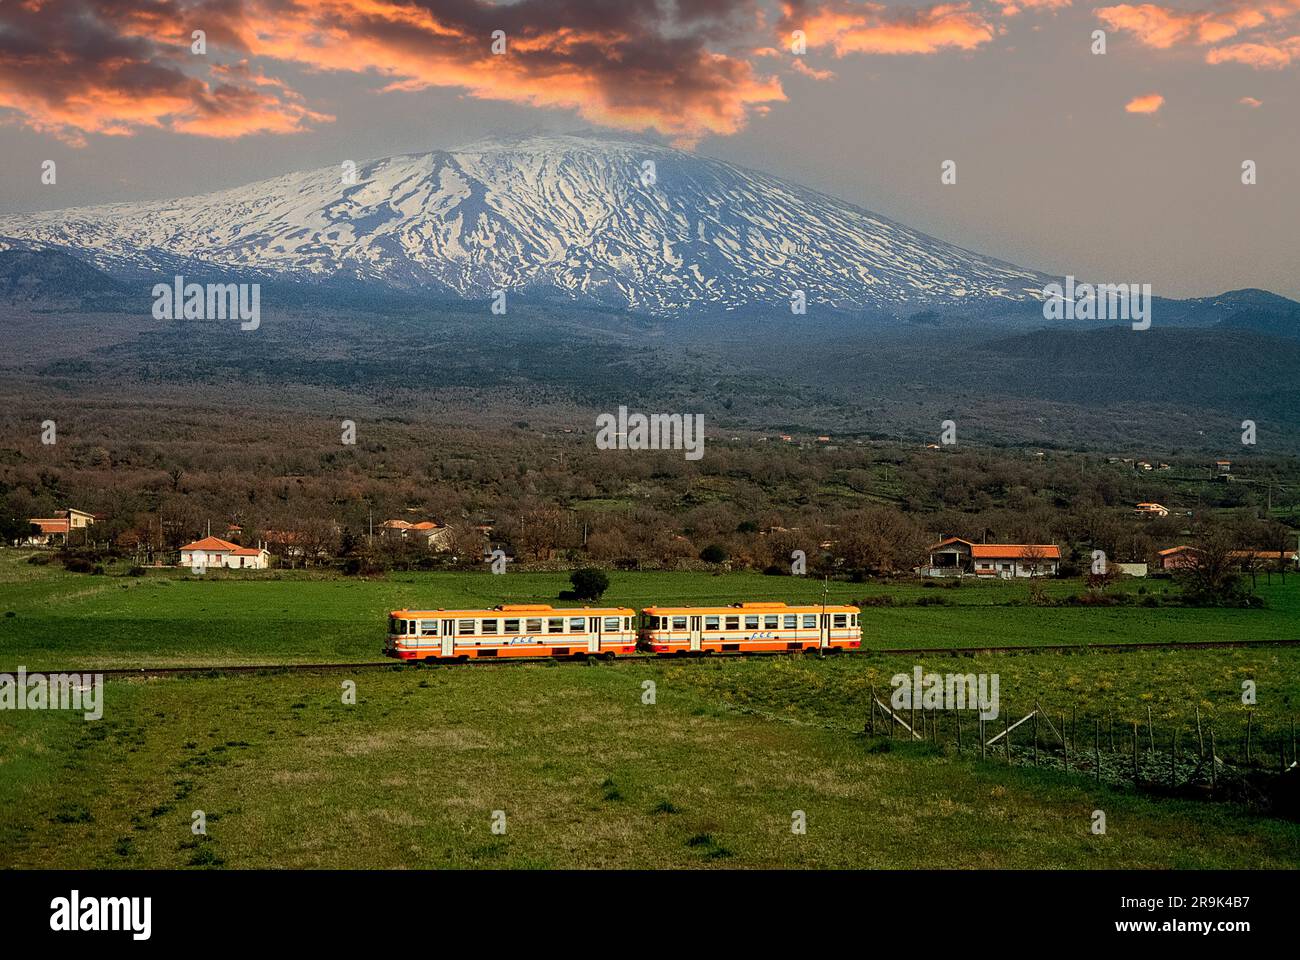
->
[0,134,1047,314]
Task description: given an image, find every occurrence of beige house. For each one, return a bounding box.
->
[380,519,454,551]
[25,508,96,545]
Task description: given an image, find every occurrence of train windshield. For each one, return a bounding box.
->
[389,616,406,635]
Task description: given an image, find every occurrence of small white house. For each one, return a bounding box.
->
[179,536,270,570]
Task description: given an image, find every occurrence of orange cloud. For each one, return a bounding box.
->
[1239,95,1264,105]
[0,0,792,148]
[783,2,997,56]
[1097,1,1300,70]
[1125,92,1166,113]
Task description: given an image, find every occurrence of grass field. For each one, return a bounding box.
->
[1,552,1297,670]
[3,551,1298,869]
[3,661,1299,869]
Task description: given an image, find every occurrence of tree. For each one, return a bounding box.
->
[1175,520,1252,605]
[569,567,609,601]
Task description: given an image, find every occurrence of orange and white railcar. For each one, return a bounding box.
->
[385,604,637,661]
[642,601,861,655]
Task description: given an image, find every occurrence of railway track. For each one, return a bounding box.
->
[38,636,1300,679]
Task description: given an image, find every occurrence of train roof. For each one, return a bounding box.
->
[391,604,635,617]
[643,602,860,615]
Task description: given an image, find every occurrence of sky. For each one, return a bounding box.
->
[0,0,1297,299]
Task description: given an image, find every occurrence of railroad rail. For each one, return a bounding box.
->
[31,636,1300,679]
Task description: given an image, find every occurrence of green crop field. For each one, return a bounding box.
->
[1,551,1298,671]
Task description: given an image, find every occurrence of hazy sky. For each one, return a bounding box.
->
[1,0,1296,299]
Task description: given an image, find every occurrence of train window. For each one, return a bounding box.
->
[802,615,816,628]
[833,614,847,628]
[725,616,739,630]
[569,617,585,631]
[783,615,797,629]
[525,618,542,633]
[504,619,520,634]
[547,618,565,633]
[458,620,476,634]
[623,618,631,631]
[389,617,400,634]
[482,620,499,635]
[705,616,720,630]
[744,616,759,629]
[603,617,620,631]
[671,616,687,630]
[851,615,859,627]
[764,615,779,629]
[419,620,438,636]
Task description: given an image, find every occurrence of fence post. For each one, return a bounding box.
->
[1209,726,1218,791]
[1094,720,1101,783]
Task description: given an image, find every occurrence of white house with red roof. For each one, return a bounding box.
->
[179,536,271,570]
[920,537,1061,578]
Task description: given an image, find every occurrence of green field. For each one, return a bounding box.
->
[3,660,1299,869]
[1,552,1297,670]
[3,552,1299,869]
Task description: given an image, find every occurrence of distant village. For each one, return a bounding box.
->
[16,488,1297,578]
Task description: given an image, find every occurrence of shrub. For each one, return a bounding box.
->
[569,567,610,601]
[699,544,727,565]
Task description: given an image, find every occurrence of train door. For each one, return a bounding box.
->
[819,613,830,650]
[689,616,703,652]
[588,617,601,654]
[440,619,455,657]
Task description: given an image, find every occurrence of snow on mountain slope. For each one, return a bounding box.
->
[0,134,1047,314]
